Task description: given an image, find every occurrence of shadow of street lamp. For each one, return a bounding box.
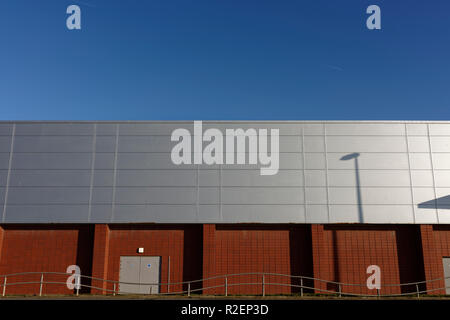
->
[340,152,363,223]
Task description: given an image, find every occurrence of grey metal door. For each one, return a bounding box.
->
[139,256,161,294]
[443,257,450,294]
[119,256,161,294]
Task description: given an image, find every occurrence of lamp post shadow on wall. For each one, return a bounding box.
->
[340,153,364,224]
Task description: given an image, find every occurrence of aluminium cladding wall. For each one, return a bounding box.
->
[0,121,449,224]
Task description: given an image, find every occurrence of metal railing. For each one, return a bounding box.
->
[0,271,448,297]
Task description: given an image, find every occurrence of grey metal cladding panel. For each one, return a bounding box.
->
[116,152,303,170]
[221,187,304,204]
[2,120,449,224]
[411,170,434,187]
[304,153,326,169]
[0,171,7,186]
[433,154,450,169]
[90,205,113,222]
[199,188,220,204]
[118,135,301,153]
[117,153,195,170]
[4,205,89,223]
[8,170,91,187]
[221,169,303,186]
[429,124,450,135]
[112,205,197,223]
[327,153,409,169]
[11,153,92,169]
[305,205,328,223]
[305,170,327,186]
[413,187,435,205]
[14,123,94,135]
[93,171,114,187]
[276,153,304,169]
[438,210,450,224]
[199,170,220,186]
[408,136,430,152]
[118,136,169,152]
[435,171,450,187]
[328,187,412,205]
[326,136,407,152]
[329,205,414,223]
[0,124,13,135]
[0,187,5,204]
[92,187,113,203]
[95,153,115,169]
[325,123,405,136]
[115,187,197,204]
[6,187,90,204]
[116,170,197,187]
[305,188,327,204]
[0,154,10,169]
[115,169,219,187]
[430,137,450,152]
[203,123,303,135]
[95,136,116,152]
[119,123,193,136]
[96,124,117,135]
[0,137,11,152]
[327,170,411,187]
[198,205,221,222]
[13,136,93,152]
[113,187,218,205]
[118,122,303,136]
[406,123,428,135]
[302,124,324,135]
[304,137,325,152]
[221,205,304,223]
[363,205,414,223]
[410,153,433,169]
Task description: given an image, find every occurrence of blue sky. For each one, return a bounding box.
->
[0,0,449,120]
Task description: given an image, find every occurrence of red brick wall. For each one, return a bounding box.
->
[420,225,450,295]
[0,223,435,296]
[0,225,94,295]
[203,224,312,295]
[311,224,424,295]
[102,225,203,295]
[202,224,216,294]
[91,224,110,294]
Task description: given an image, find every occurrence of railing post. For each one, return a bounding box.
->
[2,276,6,297]
[300,277,303,297]
[338,284,342,297]
[113,283,116,296]
[377,288,380,297]
[416,284,420,298]
[262,275,265,297]
[225,277,228,297]
[188,282,191,297]
[39,273,43,297]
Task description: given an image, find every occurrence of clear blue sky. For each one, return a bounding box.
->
[0,0,449,120]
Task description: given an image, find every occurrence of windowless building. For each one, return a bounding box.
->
[0,121,449,295]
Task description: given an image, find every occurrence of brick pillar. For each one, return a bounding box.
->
[91,224,110,295]
[311,224,330,294]
[202,224,216,295]
[420,225,443,294]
